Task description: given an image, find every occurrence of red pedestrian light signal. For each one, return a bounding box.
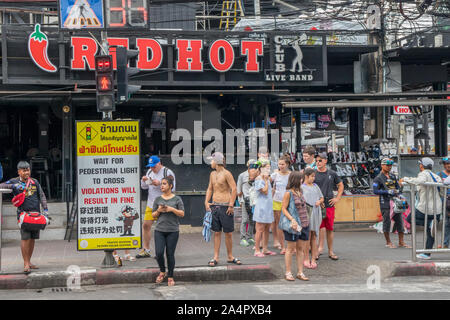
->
[98,75,112,91]
[95,54,115,113]
[95,56,113,72]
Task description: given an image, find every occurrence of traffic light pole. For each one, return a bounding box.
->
[98,30,118,268]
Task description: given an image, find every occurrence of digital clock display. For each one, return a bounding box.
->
[105,0,148,28]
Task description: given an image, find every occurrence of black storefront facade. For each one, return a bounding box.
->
[0,24,448,229]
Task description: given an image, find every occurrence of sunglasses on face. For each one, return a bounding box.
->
[316,159,324,163]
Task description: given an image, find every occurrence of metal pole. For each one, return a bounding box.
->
[411,185,417,262]
[424,186,428,249]
[442,186,448,248]
[0,189,12,273]
[99,31,117,268]
[432,186,437,249]
[0,191,3,272]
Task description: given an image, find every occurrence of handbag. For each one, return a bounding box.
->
[12,179,33,207]
[18,211,48,231]
[278,191,301,234]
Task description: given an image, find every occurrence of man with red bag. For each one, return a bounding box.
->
[0,161,48,274]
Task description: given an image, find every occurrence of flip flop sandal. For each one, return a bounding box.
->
[398,244,411,248]
[167,278,175,286]
[297,273,309,281]
[23,267,31,275]
[303,261,313,269]
[329,254,339,260]
[263,251,277,256]
[156,273,166,284]
[208,259,218,267]
[254,252,265,258]
[310,262,318,269]
[29,264,39,269]
[227,258,242,265]
[285,272,295,281]
[385,244,397,249]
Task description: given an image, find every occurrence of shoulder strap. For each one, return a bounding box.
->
[164,167,168,179]
[428,172,441,194]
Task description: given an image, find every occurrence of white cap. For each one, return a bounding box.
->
[207,152,224,165]
[419,157,434,168]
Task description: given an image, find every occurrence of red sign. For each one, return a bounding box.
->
[393,105,412,115]
[68,36,264,73]
[28,24,57,73]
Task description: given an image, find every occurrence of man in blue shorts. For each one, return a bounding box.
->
[205,152,240,267]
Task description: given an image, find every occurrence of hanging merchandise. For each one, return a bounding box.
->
[329,150,372,195]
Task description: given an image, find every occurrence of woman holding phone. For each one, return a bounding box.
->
[152,176,184,286]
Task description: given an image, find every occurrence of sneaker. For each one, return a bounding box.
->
[136,249,151,259]
[240,239,249,247]
[416,253,431,260]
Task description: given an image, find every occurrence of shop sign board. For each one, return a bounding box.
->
[393,105,412,115]
[76,120,141,251]
[4,25,327,87]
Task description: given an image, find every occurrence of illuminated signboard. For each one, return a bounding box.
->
[60,0,104,29]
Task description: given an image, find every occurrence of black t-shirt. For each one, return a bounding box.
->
[314,169,342,208]
[373,173,400,209]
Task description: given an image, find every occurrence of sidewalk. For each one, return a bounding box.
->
[1,230,450,289]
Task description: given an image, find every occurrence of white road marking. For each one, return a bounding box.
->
[154,285,199,300]
[255,281,450,295]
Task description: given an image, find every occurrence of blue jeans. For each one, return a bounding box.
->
[444,215,450,247]
[407,209,440,255]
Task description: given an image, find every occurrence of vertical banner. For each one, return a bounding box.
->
[76,120,141,251]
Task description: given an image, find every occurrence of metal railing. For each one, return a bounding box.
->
[403,181,450,262]
[0,189,12,272]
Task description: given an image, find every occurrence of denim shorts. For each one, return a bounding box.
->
[284,225,310,242]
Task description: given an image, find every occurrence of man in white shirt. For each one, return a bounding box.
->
[402,158,442,260]
[136,156,176,258]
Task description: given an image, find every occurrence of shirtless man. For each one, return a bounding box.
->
[205,152,240,267]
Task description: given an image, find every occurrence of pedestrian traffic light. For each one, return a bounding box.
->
[116,46,141,103]
[95,55,115,113]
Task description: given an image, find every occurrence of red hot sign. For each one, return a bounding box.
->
[69,37,264,73]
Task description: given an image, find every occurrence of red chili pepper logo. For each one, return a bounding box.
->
[28,24,57,73]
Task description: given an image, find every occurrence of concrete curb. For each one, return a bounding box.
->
[0,264,276,290]
[391,262,450,277]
